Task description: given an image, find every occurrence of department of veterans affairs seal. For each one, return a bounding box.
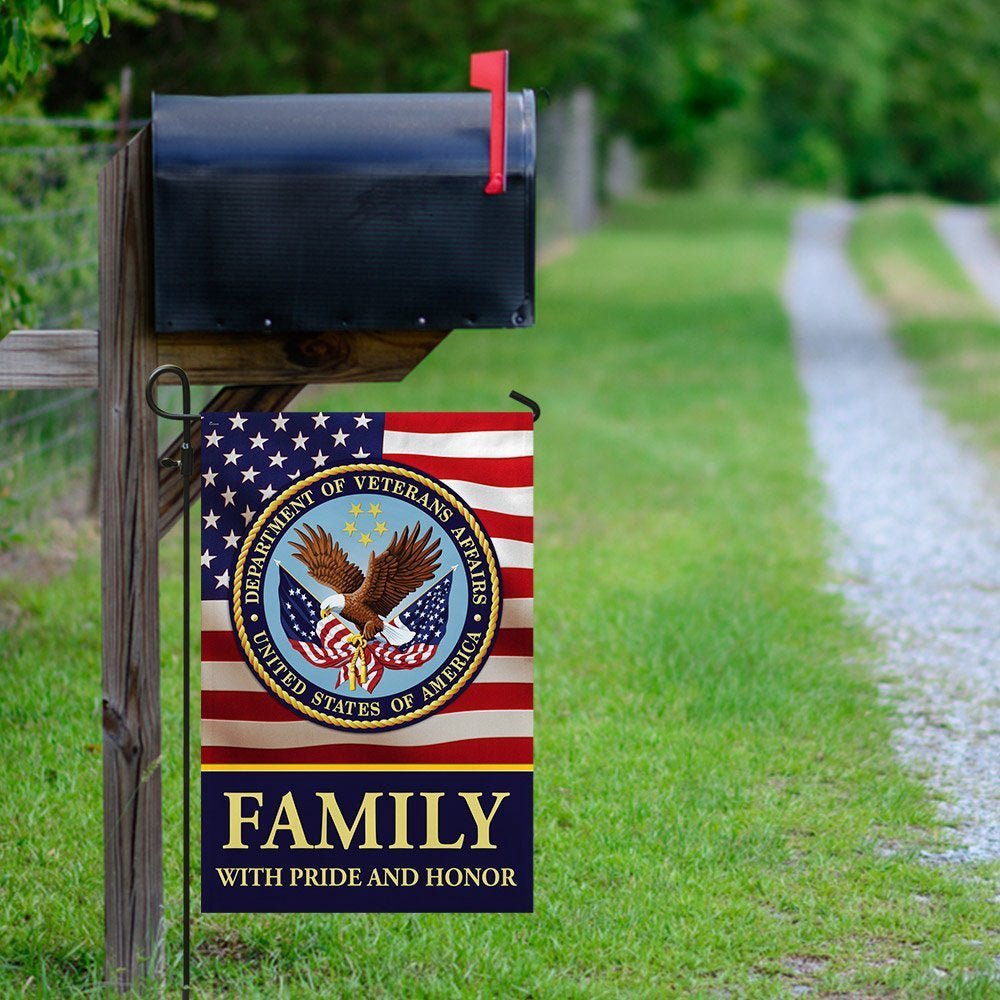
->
[231,463,502,731]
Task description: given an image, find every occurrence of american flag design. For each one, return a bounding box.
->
[200,411,533,767]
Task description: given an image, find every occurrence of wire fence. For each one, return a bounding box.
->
[0,115,114,544]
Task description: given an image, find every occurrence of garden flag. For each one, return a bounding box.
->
[200,412,533,912]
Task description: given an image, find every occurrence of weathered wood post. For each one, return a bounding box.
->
[98,128,164,988]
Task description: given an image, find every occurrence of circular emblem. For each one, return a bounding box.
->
[231,463,502,730]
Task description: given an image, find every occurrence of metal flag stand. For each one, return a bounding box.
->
[145,365,198,999]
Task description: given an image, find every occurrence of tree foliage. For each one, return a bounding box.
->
[1,0,212,85]
[10,0,1000,199]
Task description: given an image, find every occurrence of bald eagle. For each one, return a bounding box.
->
[289,522,441,645]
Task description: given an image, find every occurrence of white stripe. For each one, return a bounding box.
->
[443,480,533,517]
[202,661,261,692]
[500,598,533,629]
[202,600,231,631]
[384,428,532,459]
[202,710,533,749]
[491,537,533,570]
[292,642,329,667]
[201,654,533,692]
[476,656,533,684]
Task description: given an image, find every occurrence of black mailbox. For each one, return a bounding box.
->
[151,90,536,333]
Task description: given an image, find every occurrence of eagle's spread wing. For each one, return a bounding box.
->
[357,523,442,617]
[289,524,365,593]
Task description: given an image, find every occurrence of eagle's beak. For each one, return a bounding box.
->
[320,607,330,620]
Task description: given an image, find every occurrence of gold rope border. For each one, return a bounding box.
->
[231,463,502,730]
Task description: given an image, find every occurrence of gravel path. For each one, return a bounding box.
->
[782,203,1000,862]
[935,205,1000,311]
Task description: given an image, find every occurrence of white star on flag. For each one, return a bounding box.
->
[269,452,287,468]
[241,467,260,483]
[272,413,289,431]
[331,428,348,447]
[312,450,328,468]
[230,414,247,430]
[287,469,300,479]
[223,448,242,466]
[222,529,240,549]
[202,468,218,487]
[291,432,308,450]
[214,569,230,590]
[352,447,371,459]
[221,485,237,507]
[203,510,220,529]
[313,413,329,428]
[355,413,372,428]
[260,484,277,501]
[249,432,268,449]
[200,550,215,568]
[203,429,222,447]
[241,506,255,526]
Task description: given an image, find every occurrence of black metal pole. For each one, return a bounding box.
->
[145,366,197,998]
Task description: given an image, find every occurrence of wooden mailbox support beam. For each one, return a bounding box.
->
[0,125,448,992]
[99,129,163,990]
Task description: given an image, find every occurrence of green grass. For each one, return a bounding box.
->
[850,197,1000,462]
[2,194,998,997]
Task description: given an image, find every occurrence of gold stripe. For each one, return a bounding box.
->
[201,763,533,772]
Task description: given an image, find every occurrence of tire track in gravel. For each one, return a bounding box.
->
[782,202,1000,862]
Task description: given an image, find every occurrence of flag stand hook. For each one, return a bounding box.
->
[509,390,541,423]
[145,364,198,999]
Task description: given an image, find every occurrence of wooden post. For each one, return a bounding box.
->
[99,128,163,990]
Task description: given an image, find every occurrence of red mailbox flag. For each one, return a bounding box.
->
[470,49,509,194]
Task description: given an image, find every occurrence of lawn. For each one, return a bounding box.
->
[1,194,998,997]
[849,197,1000,464]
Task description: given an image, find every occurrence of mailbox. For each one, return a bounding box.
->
[151,87,536,334]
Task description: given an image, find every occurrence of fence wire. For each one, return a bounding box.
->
[0,114,118,542]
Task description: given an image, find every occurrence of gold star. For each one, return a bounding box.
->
[373,520,388,536]
[349,502,364,517]
[343,521,357,536]
[367,502,382,518]
[359,532,373,547]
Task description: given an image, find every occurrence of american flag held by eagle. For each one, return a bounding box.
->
[278,521,451,692]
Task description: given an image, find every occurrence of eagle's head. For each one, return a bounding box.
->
[320,592,346,619]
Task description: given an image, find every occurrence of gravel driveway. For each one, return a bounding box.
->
[783,203,1000,861]
[935,205,1000,312]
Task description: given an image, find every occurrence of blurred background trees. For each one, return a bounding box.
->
[6,0,1000,201]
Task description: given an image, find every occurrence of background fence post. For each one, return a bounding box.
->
[98,127,164,991]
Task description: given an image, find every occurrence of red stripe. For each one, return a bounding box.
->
[491,628,533,657]
[203,630,244,662]
[475,509,532,543]
[202,737,533,766]
[385,412,532,434]
[501,567,533,599]
[203,691,304,722]
[383,453,532,487]
[202,683,532,723]
[440,682,533,714]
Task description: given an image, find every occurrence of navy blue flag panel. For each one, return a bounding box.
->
[200,411,534,912]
